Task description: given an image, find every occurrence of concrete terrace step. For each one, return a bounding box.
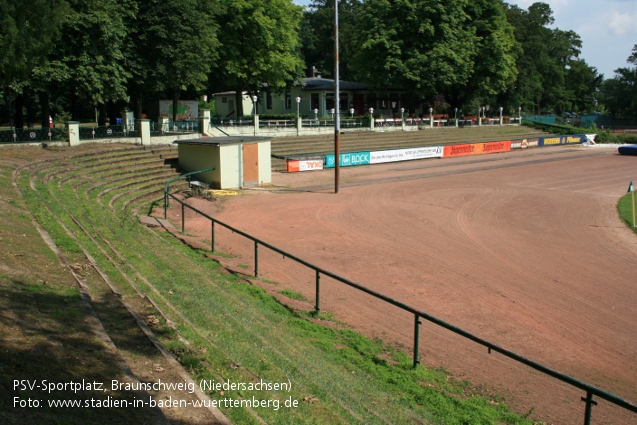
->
[270,128,547,164]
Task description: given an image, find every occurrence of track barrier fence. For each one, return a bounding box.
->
[163,170,637,425]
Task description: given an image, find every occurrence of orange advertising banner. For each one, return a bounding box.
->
[444,143,483,157]
[286,159,300,173]
[483,140,511,154]
[443,141,511,158]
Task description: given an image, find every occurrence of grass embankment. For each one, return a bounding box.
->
[618,191,637,233]
[0,151,160,424]
[11,145,538,424]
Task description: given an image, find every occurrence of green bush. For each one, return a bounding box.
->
[258,113,301,120]
[522,121,580,135]
[523,121,637,144]
[594,130,637,144]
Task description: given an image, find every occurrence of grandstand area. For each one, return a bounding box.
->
[2,127,636,424]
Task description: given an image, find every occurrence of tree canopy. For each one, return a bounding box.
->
[0,0,617,126]
[215,0,304,116]
[600,45,637,118]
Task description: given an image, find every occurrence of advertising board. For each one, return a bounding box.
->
[286,158,324,172]
[511,138,539,149]
[538,135,585,146]
[369,146,443,164]
[159,100,199,121]
[444,141,511,157]
[324,152,371,168]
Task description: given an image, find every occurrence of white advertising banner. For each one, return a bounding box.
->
[370,146,443,164]
[299,159,324,171]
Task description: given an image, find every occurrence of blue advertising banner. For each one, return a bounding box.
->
[325,151,371,168]
[538,135,585,146]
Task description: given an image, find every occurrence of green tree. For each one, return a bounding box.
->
[131,0,219,122]
[44,0,133,122]
[215,0,304,117]
[0,0,69,127]
[299,0,363,81]
[563,59,602,113]
[353,0,479,103]
[600,45,637,118]
[503,2,590,115]
[445,0,518,113]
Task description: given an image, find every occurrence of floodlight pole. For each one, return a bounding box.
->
[334,0,340,194]
[8,87,13,132]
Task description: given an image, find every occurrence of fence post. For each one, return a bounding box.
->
[582,391,597,425]
[138,118,150,145]
[67,121,80,146]
[413,314,421,368]
[211,221,215,252]
[315,270,321,313]
[254,241,259,277]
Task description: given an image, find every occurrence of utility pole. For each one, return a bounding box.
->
[334,0,340,193]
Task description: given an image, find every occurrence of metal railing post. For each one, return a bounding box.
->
[254,241,259,277]
[413,314,421,368]
[181,202,185,233]
[582,391,597,425]
[315,270,321,313]
[211,221,215,252]
[164,191,167,220]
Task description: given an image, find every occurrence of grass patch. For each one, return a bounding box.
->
[278,289,307,301]
[618,191,637,232]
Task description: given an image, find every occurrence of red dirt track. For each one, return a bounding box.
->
[173,145,637,424]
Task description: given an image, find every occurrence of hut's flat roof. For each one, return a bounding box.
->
[173,136,270,146]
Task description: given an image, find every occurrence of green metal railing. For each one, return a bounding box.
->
[78,125,133,140]
[164,168,215,218]
[162,172,637,425]
[0,127,66,143]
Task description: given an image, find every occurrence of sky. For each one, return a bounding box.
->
[292,0,637,79]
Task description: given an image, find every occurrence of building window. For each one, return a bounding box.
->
[326,92,334,111]
[222,97,227,103]
[285,93,291,110]
[311,93,319,111]
[266,92,273,110]
[340,93,349,111]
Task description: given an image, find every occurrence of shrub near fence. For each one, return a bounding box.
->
[163,171,637,425]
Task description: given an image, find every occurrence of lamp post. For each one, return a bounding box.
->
[400,107,405,121]
[518,106,522,124]
[334,0,341,193]
[499,106,503,126]
[330,108,335,121]
[454,107,458,128]
[296,96,301,136]
[252,95,258,136]
[350,108,354,118]
[314,108,318,121]
[429,107,433,128]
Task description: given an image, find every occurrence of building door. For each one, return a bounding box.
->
[242,143,259,186]
[354,94,365,116]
